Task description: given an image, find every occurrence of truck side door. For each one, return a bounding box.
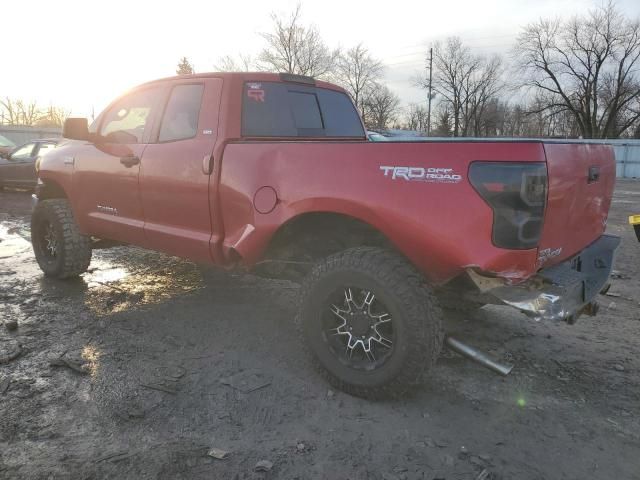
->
[72,86,163,246]
[139,78,223,262]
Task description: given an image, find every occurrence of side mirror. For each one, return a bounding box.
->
[63,117,89,141]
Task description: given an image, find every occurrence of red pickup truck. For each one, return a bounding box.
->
[32,72,619,398]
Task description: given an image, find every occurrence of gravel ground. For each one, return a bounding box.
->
[0,181,639,480]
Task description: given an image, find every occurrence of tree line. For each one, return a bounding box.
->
[189,1,639,139]
[4,2,637,138]
[0,98,70,128]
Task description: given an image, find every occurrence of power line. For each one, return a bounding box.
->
[384,42,515,68]
[385,33,517,54]
[379,33,518,62]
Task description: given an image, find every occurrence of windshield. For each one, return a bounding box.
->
[0,134,16,148]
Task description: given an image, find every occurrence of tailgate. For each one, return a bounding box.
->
[538,142,616,268]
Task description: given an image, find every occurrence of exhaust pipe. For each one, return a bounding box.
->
[445,336,513,376]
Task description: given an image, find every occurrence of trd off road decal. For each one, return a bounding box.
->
[380,166,462,184]
[247,83,265,102]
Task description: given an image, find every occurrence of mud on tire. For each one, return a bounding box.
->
[296,247,444,399]
[31,199,91,279]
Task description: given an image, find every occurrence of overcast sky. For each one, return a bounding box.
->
[2,0,640,118]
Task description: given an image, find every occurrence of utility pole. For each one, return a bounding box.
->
[426,47,433,136]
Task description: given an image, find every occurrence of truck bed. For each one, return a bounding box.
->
[218,139,614,284]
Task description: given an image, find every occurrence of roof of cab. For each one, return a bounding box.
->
[138,72,346,93]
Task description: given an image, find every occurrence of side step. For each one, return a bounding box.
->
[445,336,513,376]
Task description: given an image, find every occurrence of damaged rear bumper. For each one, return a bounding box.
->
[469,234,620,323]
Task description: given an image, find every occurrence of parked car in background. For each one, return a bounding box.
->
[0,134,16,157]
[366,131,388,141]
[0,139,59,189]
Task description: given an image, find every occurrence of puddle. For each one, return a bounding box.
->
[0,223,32,258]
[87,266,128,284]
[1,217,207,317]
[82,253,206,315]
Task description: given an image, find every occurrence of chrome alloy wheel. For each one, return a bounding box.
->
[322,287,394,370]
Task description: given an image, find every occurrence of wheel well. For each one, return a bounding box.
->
[255,212,392,280]
[36,179,68,200]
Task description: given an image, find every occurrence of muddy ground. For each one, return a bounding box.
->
[0,181,639,480]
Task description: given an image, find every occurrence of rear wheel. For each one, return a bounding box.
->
[297,247,443,399]
[31,199,91,278]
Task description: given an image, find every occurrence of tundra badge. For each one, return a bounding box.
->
[97,205,118,216]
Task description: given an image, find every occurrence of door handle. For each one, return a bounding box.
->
[120,155,140,168]
[202,154,214,175]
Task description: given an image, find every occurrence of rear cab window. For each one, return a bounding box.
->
[241,81,364,138]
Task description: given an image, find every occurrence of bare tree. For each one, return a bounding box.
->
[515,1,640,138]
[258,4,339,78]
[36,106,71,128]
[1,98,73,127]
[176,57,195,75]
[418,37,504,136]
[418,38,470,136]
[215,53,254,72]
[363,84,400,130]
[0,97,20,125]
[404,103,429,132]
[501,103,527,137]
[17,100,40,126]
[1,99,42,126]
[335,44,383,116]
[465,55,504,136]
[432,105,453,136]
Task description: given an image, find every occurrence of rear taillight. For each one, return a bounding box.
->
[469,162,547,249]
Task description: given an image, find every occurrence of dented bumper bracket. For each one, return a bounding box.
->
[469,234,620,323]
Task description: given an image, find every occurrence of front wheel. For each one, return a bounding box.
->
[297,247,444,399]
[31,199,92,278]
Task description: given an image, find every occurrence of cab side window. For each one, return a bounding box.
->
[10,143,35,160]
[158,84,204,142]
[100,87,160,144]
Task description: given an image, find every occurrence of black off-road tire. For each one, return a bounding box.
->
[296,247,444,399]
[31,199,92,279]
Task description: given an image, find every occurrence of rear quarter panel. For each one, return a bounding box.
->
[218,141,546,284]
